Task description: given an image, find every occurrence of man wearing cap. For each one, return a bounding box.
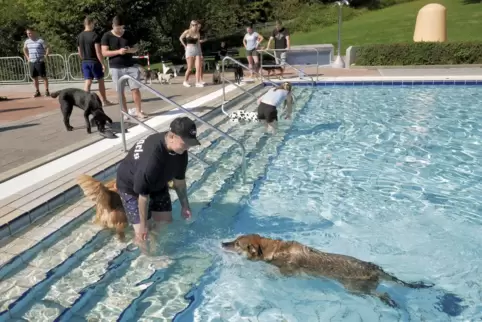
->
[116,117,201,249]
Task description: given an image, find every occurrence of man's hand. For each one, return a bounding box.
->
[101,64,106,72]
[181,206,192,219]
[136,223,148,241]
[285,114,292,120]
[118,48,128,55]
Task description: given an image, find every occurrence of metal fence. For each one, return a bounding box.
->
[0,53,113,83]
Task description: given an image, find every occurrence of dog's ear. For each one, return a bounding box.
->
[247,244,263,258]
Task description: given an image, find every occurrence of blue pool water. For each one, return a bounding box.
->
[174,86,482,321]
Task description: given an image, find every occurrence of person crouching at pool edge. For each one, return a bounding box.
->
[115,117,201,254]
[257,82,293,133]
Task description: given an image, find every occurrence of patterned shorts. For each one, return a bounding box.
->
[118,187,172,225]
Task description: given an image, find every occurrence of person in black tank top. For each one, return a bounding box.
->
[179,20,203,88]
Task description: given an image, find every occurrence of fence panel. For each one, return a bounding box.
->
[67,53,112,81]
[0,57,28,83]
[26,54,68,81]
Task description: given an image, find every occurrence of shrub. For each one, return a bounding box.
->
[355,42,482,66]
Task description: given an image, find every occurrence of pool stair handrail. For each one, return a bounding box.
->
[257,49,316,86]
[220,77,259,116]
[117,74,248,184]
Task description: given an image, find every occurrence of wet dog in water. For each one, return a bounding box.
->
[222,234,434,308]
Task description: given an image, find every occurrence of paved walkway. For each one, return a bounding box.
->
[0,74,236,182]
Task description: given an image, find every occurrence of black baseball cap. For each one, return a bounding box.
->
[169,117,201,146]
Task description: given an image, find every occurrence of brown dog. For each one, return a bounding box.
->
[77,175,128,241]
[221,234,434,308]
[76,175,176,241]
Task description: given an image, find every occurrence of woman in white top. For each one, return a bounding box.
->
[243,24,264,79]
[257,82,293,133]
[179,20,203,88]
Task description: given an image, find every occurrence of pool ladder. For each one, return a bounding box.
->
[116,75,247,184]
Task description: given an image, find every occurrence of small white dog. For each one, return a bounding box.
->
[222,105,259,123]
[157,72,175,84]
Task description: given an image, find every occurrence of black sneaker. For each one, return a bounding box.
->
[34,91,41,98]
[45,90,50,97]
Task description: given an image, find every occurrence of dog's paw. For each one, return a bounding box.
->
[67,126,74,131]
[87,128,92,134]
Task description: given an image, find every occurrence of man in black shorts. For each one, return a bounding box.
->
[23,27,50,97]
[116,117,201,250]
[267,20,290,79]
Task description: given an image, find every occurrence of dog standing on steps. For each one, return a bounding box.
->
[212,62,221,84]
[222,234,434,308]
[77,175,128,241]
[51,88,113,134]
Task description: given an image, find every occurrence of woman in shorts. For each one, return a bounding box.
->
[243,25,264,79]
[257,82,293,133]
[179,20,204,87]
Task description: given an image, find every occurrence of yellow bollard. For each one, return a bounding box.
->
[413,3,447,42]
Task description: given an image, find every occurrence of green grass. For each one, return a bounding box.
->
[288,0,482,53]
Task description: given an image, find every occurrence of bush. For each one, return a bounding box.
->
[356,42,482,66]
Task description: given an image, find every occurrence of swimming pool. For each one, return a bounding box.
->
[2,85,481,321]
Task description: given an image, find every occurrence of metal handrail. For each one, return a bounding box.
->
[258,49,316,86]
[117,74,247,183]
[221,55,279,103]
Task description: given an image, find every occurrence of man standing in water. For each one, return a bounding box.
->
[116,117,201,253]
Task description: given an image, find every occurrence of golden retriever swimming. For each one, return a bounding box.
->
[222,234,434,308]
[76,175,176,241]
[77,174,128,241]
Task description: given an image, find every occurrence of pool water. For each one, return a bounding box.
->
[177,86,482,321]
[5,86,481,321]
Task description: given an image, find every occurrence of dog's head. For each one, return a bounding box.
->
[92,110,112,133]
[222,234,264,260]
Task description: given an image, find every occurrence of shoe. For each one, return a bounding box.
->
[103,100,115,107]
[183,81,191,87]
[33,91,41,98]
[45,90,50,97]
[195,83,204,88]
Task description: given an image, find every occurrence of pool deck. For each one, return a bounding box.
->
[1,66,482,244]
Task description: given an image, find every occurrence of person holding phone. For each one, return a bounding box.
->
[101,15,147,120]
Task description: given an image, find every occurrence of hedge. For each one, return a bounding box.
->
[355,42,482,66]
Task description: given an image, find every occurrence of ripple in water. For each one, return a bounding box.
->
[189,86,482,321]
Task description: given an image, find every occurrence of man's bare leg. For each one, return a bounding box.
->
[84,79,93,92]
[131,88,144,116]
[97,78,113,105]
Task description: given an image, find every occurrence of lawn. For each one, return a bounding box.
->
[291,0,482,53]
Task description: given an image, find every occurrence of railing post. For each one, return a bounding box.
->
[117,78,128,152]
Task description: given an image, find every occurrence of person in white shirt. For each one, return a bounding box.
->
[243,25,264,79]
[257,82,293,133]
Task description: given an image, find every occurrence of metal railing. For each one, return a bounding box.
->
[0,57,29,83]
[221,55,280,102]
[258,48,317,85]
[117,74,248,183]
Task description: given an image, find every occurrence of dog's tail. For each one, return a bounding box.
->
[380,270,434,289]
[50,90,62,99]
[77,174,116,210]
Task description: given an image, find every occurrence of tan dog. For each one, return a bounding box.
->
[77,175,128,241]
[77,175,176,241]
[222,234,434,308]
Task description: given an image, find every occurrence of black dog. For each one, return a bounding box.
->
[234,65,243,84]
[51,88,113,134]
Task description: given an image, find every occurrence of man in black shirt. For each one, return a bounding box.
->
[77,16,113,106]
[101,16,146,120]
[116,117,201,249]
[267,20,291,78]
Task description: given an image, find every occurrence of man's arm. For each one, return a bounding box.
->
[267,36,273,49]
[23,41,29,61]
[172,153,190,208]
[133,156,161,228]
[173,179,190,208]
[285,93,293,117]
[101,33,122,57]
[285,31,291,50]
[93,34,104,64]
[43,40,50,57]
